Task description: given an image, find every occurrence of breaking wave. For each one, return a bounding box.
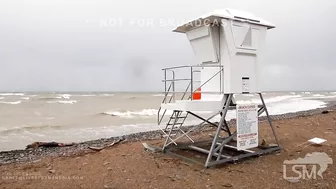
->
[0,101,21,105]
[0,97,4,100]
[21,97,30,100]
[58,94,71,99]
[102,109,158,118]
[0,93,24,96]
[38,94,71,101]
[47,100,77,104]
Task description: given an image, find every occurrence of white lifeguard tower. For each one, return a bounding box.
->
[156,8,280,168]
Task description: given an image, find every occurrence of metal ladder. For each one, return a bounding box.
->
[161,110,194,149]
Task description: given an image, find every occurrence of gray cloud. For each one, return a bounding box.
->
[0,0,335,92]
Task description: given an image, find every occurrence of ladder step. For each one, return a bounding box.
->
[170,116,187,119]
[167,122,184,125]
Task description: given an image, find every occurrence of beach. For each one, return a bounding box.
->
[1,104,336,189]
[0,92,335,151]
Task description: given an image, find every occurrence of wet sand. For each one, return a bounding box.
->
[1,106,336,189]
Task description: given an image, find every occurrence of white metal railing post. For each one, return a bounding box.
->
[172,71,175,102]
[190,67,193,101]
[164,69,167,103]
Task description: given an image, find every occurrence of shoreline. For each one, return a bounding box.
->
[1,101,336,165]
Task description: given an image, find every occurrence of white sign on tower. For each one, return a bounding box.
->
[236,104,258,150]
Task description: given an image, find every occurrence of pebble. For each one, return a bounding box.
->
[32,159,41,163]
[107,167,112,171]
[104,184,114,189]
[48,169,56,174]
[103,162,109,165]
[175,174,183,180]
[222,184,233,188]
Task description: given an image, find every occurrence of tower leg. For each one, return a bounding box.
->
[259,93,280,147]
[205,94,233,167]
[203,93,280,168]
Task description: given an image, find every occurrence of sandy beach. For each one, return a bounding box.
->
[1,106,336,189]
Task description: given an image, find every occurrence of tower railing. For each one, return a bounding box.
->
[157,65,224,124]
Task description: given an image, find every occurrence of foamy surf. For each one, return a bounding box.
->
[313,94,325,97]
[266,99,326,115]
[102,108,213,118]
[58,94,71,99]
[0,101,21,105]
[0,93,24,96]
[236,95,302,104]
[207,98,327,123]
[77,94,96,97]
[47,100,77,104]
[102,109,158,118]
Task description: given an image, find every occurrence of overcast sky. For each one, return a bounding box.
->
[0,0,335,92]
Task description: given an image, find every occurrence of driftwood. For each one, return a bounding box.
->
[26,142,76,149]
[142,142,162,153]
[322,110,336,114]
[88,139,123,152]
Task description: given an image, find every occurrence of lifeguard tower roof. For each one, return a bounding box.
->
[173,8,275,33]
